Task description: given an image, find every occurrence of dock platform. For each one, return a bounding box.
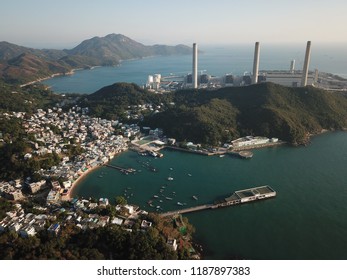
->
[104,164,136,174]
[160,185,276,217]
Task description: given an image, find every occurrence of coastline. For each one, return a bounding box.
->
[66,149,127,200]
[65,164,102,200]
[20,68,81,88]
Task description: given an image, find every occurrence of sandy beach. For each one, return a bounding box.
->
[65,164,102,200]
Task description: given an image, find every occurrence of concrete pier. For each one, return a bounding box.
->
[160,185,276,217]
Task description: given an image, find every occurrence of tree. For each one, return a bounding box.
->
[115,196,127,206]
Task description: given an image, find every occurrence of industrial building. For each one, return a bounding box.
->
[144,41,347,92]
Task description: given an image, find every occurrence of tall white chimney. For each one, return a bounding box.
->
[290,59,295,73]
[301,41,311,87]
[252,42,260,84]
[192,43,198,89]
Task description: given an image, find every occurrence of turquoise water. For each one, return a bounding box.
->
[72,132,347,259]
[43,44,347,94]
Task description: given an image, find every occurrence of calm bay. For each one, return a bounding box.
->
[72,132,347,259]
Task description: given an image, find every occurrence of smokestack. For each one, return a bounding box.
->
[192,43,198,89]
[290,59,295,73]
[252,42,260,84]
[301,41,311,87]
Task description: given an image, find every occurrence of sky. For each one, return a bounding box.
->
[1,0,347,49]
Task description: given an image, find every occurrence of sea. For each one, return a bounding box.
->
[44,44,347,259]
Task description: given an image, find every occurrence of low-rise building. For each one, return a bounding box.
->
[167,238,178,251]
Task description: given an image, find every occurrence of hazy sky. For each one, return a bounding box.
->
[1,0,347,48]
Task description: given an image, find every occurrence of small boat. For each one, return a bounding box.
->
[159,200,163,203]
[167,177,174,181]
[169,167,173,171]
[219,154,225,158]
[188,173,192,177]
[192,195,198,200]
[177,202,184,206]
[166,197,173,200]
[153,195,159,198]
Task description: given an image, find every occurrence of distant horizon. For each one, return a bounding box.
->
[3,33,347,51]
[1,0,347,49]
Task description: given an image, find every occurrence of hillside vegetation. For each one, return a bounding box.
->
[0,34,192,84]
[147,83,347,145]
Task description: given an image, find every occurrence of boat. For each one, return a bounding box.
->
[177,202,184,206]
[192,195,198,200]
[149,151,158,157]
[167,177,174,181]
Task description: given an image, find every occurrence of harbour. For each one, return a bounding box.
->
[71,132,347,259]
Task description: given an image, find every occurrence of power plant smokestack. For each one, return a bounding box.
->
[252,42,260,84]
[301,41,311,87]
[290,59,295,73]
[192,43,198,89]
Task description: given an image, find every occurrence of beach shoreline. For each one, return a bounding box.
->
[65,164,102,200]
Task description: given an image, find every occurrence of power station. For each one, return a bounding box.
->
[144,40,346,92]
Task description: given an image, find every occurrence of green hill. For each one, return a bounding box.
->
[0,34,192,84]
[79,82,347,145]
[144,83,347,145]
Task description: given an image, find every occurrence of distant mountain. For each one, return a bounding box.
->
[0,34,192,84]
[0,41,67,61]
[66,34,191,65]
[0,53,70,84]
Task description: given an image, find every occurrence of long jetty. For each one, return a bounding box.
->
[160,204,215,217]
[104,164,136,174]
[160,185,276,217]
